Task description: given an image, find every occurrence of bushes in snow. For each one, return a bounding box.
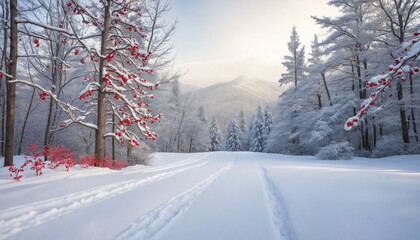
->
[8,143,129,181]
[316,141,354,160]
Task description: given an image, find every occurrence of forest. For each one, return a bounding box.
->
[1,1,420,239]
[1,0,420,167]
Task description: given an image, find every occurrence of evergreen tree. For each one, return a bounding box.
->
[225,120,243,151]
[263,104,273,136]
[238,110,249,150]
[208,118,222,151]
[249,105,265,152]
[239,110,247,134]
[279,26,306,86]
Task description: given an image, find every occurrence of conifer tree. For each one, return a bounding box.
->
[249,105,265,152]
[239,110,247,134]
[263,104,273,136]
[225,120,243,151]
[208,118,222,151]
[279,26,306,86]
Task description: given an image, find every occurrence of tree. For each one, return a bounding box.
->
[4,0,18,166]
[0,0,9,157]
[308,34,333,108]
[208,117,222,151]
[345,32,420,132]
[239,110,247,133]
[263,104,273,136]
[374,0,420,143]
[225,120,243,151]
[313,0,376,152]
[279,26,305,86]
[249,105,265,152]
[12,0,161,161]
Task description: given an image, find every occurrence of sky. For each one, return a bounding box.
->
[167,0,339,87]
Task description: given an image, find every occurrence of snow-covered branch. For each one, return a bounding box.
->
[345,33,420,130]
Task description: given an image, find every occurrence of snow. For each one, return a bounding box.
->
[1,152,420,240]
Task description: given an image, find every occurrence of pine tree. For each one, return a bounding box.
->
[263,104,273,136]
[279,26,306,86]
[208,118,222,151]
[239,110,247,134]
[249,105,265,152]
[225,120,243,151]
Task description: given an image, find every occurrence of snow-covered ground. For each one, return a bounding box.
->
[1,152,419,240]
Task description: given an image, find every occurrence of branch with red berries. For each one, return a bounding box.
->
[9,79,97,130]
[345,32,420,130]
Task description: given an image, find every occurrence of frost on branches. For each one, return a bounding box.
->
[225,120,243,151]
[249,105,266,152]
[12,0,162,151]
[208,118,222,152]
[345,32,420,131]
[64,0,161,148]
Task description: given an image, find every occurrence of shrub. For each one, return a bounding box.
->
[46,145,76,171]
[79,154,97,168]
[25,143,46,176]
[99,155,114,169]
[114,160,129,170]
[316,141,354,160]
[8,161,31,181]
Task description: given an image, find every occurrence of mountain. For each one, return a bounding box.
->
[190,75,287,126]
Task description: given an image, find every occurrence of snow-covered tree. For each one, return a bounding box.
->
[238,110,248,150]
[307,34,332,108]
[279,26,306,86]
[3,0,18,166]
[11,0,162,161]
[225,120,243,151]
[249,105,265,152]
[263,104,273,136]
[239,110,247,133]
[208,118,222,152]
[345,32,420,131]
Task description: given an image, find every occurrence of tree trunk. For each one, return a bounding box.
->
[321,72,332,106]
[112,114,115,160]
[361,121,365,149]
[43,91,54,159]
[18,87,35,154]
[95,0,111,161]
[317,94,322,109]
[126,144,131,164]
[364,118,371,152]
[0,99,5,156]
[409,74,418,142]
[0,0,9,157]
[373,117,377,148]
[189,136,193,153]
[411,108,418,142]
[397,82,409,143]
[4,0,18,166]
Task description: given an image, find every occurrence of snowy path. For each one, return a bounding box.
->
[1,152,420,240]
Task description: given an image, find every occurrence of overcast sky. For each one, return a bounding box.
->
[167,0,339,87]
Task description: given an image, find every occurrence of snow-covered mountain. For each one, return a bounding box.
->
[189,75,286,121]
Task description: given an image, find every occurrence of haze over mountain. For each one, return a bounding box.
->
[187,75,287,126]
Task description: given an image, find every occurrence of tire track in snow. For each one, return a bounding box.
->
[123,154,210,175]
[256,161,295,240]
[115,162,234,240]
[0,159,209,240]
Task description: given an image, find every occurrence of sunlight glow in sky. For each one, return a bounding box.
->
[167,0,339,87]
